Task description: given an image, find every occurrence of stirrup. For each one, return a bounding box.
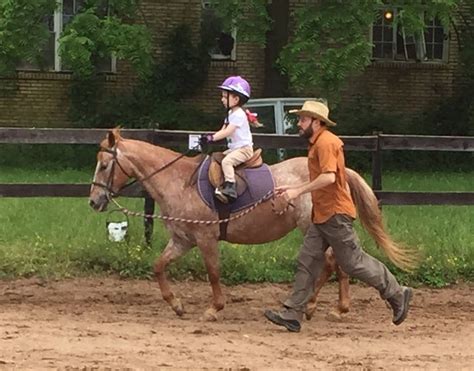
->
[222,182,237,202]
[214,187,229,204]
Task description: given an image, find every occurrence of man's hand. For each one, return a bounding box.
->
[282,188,301,202]
[274,185,294,195]
[278,188,301,203]
[275,184,302,202]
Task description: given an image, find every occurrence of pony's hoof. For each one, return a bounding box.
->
[203,308,218,322]
[171,298,184,316]
[326,310,342,322]
[305,305,317,320]
[338,304,350,314]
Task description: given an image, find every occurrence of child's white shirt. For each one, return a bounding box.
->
[225,107,253,150]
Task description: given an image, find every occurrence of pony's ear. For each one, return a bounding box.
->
[107,130,116,148]
[106,127,122,148]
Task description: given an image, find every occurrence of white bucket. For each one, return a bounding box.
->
[106,221,129,242]
[106,210,130,243]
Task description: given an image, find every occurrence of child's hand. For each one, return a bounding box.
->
[199,134,214,146]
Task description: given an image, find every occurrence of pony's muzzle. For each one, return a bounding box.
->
[89,195,108,212]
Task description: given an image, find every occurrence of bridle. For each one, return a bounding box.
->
[91,145,195,199]
[91,147,127,199]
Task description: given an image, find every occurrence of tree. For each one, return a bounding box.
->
[0,0,152,79]
[0,0,57,76]
[211,0,460,100]
[58,0,152,79]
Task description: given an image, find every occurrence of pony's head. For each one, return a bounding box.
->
[89,128,132,212]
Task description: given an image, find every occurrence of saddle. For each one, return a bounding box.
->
[208,148,263,196]
[196,150,273,241]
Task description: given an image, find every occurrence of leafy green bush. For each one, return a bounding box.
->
[328,94,474,172]
[70,23,217,130]
[0,144,96,169]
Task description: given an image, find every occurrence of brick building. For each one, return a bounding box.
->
[0,0,469,127]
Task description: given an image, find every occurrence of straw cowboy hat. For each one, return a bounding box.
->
[289,100,337,126]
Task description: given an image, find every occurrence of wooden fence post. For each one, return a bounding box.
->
[143,195,155,246]
[143,131,156,246]
[372,131,382,191]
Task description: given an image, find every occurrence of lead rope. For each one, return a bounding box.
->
[110,190,293,225]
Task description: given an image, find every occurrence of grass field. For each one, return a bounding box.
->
[0,166,472,286]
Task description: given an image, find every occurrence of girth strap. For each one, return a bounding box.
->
[215,201,231,240]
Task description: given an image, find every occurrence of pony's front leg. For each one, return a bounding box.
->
[197,240,225,322]
[153,238,192,316]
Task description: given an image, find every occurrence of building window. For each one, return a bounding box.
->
[424,16,446,60]
[371,9,448,62]
[201,1,237,61]
[17,0,115,73]
[62,0,86,26]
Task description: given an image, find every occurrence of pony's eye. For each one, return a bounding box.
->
[99,162,108,171]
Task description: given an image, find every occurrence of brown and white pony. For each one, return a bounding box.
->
[89,129,414,321]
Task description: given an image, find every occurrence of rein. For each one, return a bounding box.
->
[92,145,197,197]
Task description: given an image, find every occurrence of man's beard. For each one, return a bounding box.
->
[299,125,313,139]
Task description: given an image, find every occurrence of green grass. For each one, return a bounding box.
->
[0,168,472,286]
[381,171,473,191]
[0,167,91,183]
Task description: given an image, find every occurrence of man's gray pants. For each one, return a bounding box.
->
[284,214,401,313]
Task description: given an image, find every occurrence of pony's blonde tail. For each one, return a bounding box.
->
[346,168,419,271]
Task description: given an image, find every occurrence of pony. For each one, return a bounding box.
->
[89,129,413,321]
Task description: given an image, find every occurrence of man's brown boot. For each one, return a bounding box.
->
[264,307,302,332]
[387,286,413,325]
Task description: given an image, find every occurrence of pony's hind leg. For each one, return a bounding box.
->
[305,248,337,320]
[197,240,225,322]
[153,237,193,316]
[336,265,350,314]
[324,256,350,322]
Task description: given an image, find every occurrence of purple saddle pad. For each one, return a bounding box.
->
[197,155,275,213]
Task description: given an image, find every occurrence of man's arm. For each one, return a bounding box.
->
[280,172,336,203]
[275,181,310,194]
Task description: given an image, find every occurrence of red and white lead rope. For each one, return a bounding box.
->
[110,190,291,225]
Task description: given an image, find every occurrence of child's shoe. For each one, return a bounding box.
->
[215,181,237,203]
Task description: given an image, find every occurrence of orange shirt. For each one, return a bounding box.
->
[308,127,356,224]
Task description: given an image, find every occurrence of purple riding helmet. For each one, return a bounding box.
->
[218,76,251,99]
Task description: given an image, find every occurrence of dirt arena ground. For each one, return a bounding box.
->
[0,277,472,370]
